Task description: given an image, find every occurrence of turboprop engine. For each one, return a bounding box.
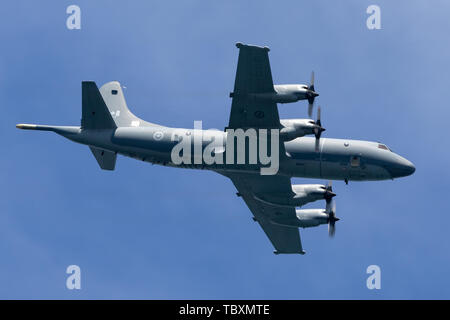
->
[229,72,319,117]
[271,200,339,237]
[274,71,318,117]
[280,118,323,141]
[253,182,335,208]
[280,106,325,154]
[292,183,335,206]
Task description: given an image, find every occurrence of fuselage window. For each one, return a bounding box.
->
[111,90,118,95]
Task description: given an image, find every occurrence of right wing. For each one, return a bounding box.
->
[232,43,274,95]
[225,173,305,254]
[227,43,281,130]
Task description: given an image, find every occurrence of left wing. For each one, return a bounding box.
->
[225,173,305,254]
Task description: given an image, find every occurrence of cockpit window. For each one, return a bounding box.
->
[378,144,391,151]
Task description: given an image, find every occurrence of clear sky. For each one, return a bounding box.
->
[1,0,449,299]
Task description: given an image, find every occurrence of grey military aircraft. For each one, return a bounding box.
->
[17,43,415,255]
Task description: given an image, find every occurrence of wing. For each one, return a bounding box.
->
[225,173,305,254]
[227,43,281,129]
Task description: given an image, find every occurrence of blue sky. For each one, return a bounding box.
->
[1,0,449,299]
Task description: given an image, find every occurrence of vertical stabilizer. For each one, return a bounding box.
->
[82,81,117,129]
[99,81,160,128]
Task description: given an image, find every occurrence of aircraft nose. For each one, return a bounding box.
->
[406,160,416,175]
[387,157,416,178]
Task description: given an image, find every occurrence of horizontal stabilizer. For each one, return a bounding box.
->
[89,146,116,170]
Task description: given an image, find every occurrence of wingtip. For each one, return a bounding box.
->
[273,250,306,255]
[235,42,270,52]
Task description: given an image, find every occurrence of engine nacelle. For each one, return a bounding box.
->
[291,184,333,206]
[273,84,309,103]
[295,209,329,228]
[271,208,328,228]
[253,184,333,208]
[280,119,317,141]
[229,84,317,104]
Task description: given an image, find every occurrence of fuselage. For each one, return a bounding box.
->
[58,125,415,181]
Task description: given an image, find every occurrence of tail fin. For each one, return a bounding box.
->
[99,81,160,128]
[82,81,117,129]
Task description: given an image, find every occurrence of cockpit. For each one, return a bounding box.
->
[377,143,392,152]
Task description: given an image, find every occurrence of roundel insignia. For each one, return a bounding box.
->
[153,131,164,140]
[254,110,265,119]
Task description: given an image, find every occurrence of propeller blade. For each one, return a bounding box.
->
[326,200,332,213]
[309,71,315,92]
[326,197,336,213]
[315,136,320,152]
[328,221,336,237]
[327,200,338,237]
[314,106,324,151]
[307,71,317,117]
[314,106,323,138]
[316,106,321,127]
[308,102,314,118]
[324,180,335,203]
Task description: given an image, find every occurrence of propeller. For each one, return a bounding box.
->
[307,71,319,117]
[323,181,336,204]
[314,106,325,151]
[326,200,339,238]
